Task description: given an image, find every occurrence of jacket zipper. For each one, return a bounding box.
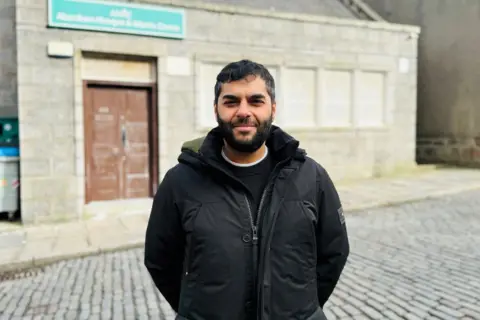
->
[244,188,268,245]
[245,189,268,319]
[244,158,287,244]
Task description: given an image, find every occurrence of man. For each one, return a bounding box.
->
[145,59,349,320]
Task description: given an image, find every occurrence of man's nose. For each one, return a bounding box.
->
[236,100,251,118]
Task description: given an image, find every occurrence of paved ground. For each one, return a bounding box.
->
[1,190,479,320]
[2,166,480,273]
[325,190,480,320]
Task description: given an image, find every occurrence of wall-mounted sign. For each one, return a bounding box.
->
[48,0,185,39]
[47,41,74,58]
[398,57,410,74]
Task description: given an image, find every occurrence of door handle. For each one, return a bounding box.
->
[121,125,127,148]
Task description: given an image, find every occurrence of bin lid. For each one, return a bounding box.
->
[0,146,19,157]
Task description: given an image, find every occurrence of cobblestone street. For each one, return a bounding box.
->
[1,190,479,320]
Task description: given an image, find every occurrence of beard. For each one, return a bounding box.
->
[216,114,273,153]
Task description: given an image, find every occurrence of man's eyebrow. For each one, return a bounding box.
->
[221,93,266,100]
[222,94,239,100]
[249,94,266,100]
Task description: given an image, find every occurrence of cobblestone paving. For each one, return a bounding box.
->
[1,190,479,320]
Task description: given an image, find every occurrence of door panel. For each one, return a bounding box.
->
[87,87,124,201]
[122,89,150,199]
[85,85,152,203]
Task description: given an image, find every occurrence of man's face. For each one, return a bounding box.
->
[215,75,276,153]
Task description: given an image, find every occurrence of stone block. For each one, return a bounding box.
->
[16,0,45,8]
[13,85,45,104]
[18,138,54,159]
[20,102,73,125]
[20,158,52,177]
[18,64,74,87]
[47,89,75,111]
[398,36,418,57]
[51,196,81,220]
[167,90,195,119]
[20,178,57,200]
[20,198,52,223]
[24,179,76,210]
[0,231,25,250]
[16,44,45,66]
[51,138,75,158]
[16,66,40,86]
[119,214,148,235]
[17,238,54,261]
[0,247,21,266]
[166,75,194,92]
[52,235,89,253]
[324,52,358,68]
[90,233,136,251]
[16,6,45,26]
[55,221,85,238]
[357,54,395,70]
[52,159,76,176]
[25,225,57,240]
[337,25,357,41]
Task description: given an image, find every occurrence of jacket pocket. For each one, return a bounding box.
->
[178,201,202,313]
[184,239,194,276]
[273,200,317,285]
[300,200,318,235]
[181,201,203,275]
[299,200,318,258]
[293,201,318,281]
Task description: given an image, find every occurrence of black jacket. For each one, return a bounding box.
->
[145,126,349,320]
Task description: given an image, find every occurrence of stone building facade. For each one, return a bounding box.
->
[364,0,480,166]
[0,0,419,224]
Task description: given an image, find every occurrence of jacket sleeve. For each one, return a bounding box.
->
[315,165,350,307]
[144,169,185,312]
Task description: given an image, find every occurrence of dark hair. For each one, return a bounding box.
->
[214,59,276,105]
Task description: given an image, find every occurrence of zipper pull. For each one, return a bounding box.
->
[252,227,258,245]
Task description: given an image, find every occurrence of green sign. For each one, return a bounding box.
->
[0,118,19,146]
[48,0,185,39]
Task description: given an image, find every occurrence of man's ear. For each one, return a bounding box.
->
[272,102,277,120]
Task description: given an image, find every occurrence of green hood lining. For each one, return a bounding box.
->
[181,136,206,154]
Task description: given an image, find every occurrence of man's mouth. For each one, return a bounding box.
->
[233,123,256,128]
[233,125,256,133]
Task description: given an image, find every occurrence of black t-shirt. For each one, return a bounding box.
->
[222,150,274,221]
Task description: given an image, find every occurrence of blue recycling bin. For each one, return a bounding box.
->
[0,146,20,217]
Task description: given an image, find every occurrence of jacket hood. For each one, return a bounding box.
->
[178,125,305,169]
[181,136,206,154]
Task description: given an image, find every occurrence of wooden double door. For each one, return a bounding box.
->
[84,83,158,203]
